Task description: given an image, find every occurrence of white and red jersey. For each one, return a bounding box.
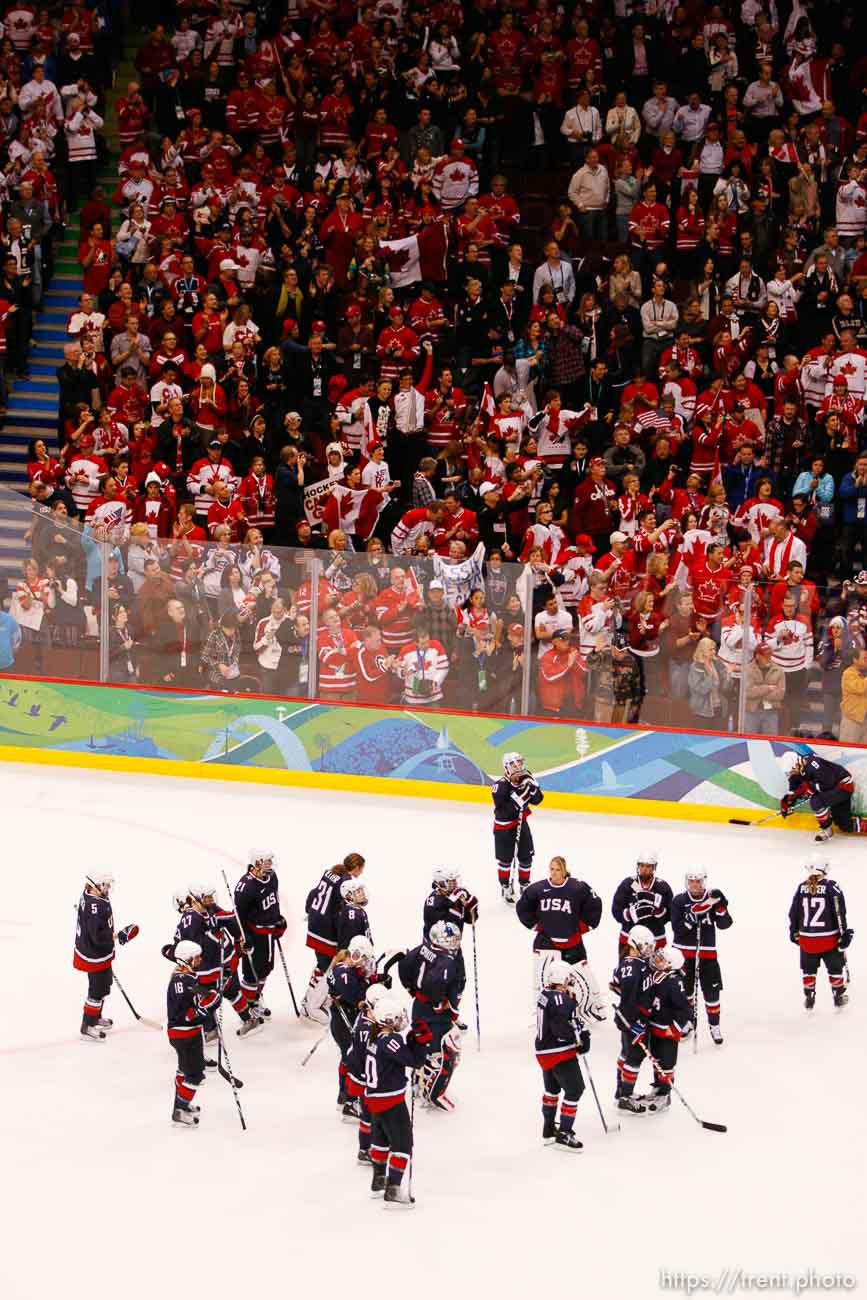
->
[65,109,102,162]
[238,472,275,530]
[674,208,706,252]
[628,200,670,248]
[577,592,617,656]
[5,5,36,50]
[186,457,236,521]
[800,349,835,408]
[735,495,784,544]
[817,392,862,443]
[376,326,420,381]
[659,344,702,380]
[764,530,808,577]
[478,191,520,245]
[519,521,567,563]
[828,350,867,403]
[532,406,590,465]
[374,584,423,651]
[689,421,721,477]
[489,410,525,453]
[555,548,594,608]
[65,453,107,514]
[391,507,437,555]
[361,458,392,492]
[595,548,637,603]
[396,639,449,704]
[767,612,814,671]
[538,647,587,714]
[86,495,131,534]
[424,385,467,449]
[317,624,361,694]
[67,308,106,350]
[206,497,247,541]
[322,484,385,542]
[432,155,479,210]
[835,179,867,239]
[205,12,243,64]
[337,392,375,456]
[614,490,651,538]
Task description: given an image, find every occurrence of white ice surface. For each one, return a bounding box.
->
[1,763,864,1300]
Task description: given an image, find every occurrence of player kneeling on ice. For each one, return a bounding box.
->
[493,751,544,903]
[165,886,259,1039]
[345,984,390,1166]
[611,852,672,957]
[789,858,853,1010]
[327,935,386,1117]
[671,869,732,1045]
[779,750,867,843]
[610,924,655,1115]
[535,960,593,1152]
[397,920,464,1112]
[73,870,137,1041]
[166,941,221,1127]
[364,996,430,1209]
[516,855,605,1019]
[641,947,693,1113]
[301,852,366,1025]
[233,850,287,1022]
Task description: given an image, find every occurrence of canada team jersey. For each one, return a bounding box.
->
[73,892,114,973]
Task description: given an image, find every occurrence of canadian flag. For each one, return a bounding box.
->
[321,483,386,541]
[379,223,449,287]
[480,381,497,429]
[784,55,829,116]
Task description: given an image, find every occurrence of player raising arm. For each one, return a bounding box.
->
[492,751,544,903]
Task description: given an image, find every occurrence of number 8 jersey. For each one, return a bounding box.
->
[789,877,848,953]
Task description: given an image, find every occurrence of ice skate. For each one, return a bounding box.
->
[501,880,517,905]
[370,1168,387,1197]
[204,1057,217,1069]
[709,1024,723,1045]
[815,824,834,843]
[172,1106,198,1127]
[646,1092,671,1114]
[205,1028,218,1043]
[804,989,816,1010]
[383,1182,415,1209]
[553,1130,583,1152]
[80,1023,105,1042]
[617,1095,648,1116]
[342,1100,361,1123]
[542,1118,557,1145]
[357,1150,373,1165]
[833,987,849,1009]
[236,1016,263,1038]
[97,1016,113,1029]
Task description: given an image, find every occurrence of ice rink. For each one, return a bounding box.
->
[1,761,864,1300]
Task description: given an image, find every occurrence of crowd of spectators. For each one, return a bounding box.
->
[4,0,867,743]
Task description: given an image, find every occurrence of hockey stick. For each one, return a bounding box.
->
[408,1069,416,1202]
[300,1028,330,1067]
[112,972,161,1030]
[213,1011,247,1131]
[274,937,301,1017]
[221,867,261,993]
[471,922,481,1051]
[832,892,852,992]
[729,798,809,827]
[613,1009,727,1133]
[579,1048,619,1135]
[692,918,702,1056]
[216,938,244,1089]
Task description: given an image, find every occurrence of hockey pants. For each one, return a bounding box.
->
[682,955,722,1026]
[172,1036,205,1112]
[370,1101,413,1186]
[82,967,112,1026]
[649,1030,679,1095]
[617,1029,647,1097]
[330,1002,354,1099]
[495,821,534,888]
[810,782,859,832]
[541,1057,584,1134]
[800,945,847,993]
[240,932,274,1000]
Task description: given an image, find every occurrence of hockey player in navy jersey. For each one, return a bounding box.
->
[328,935,377,1116]
[671,868,733,1045]
[493,751,544,903]
[166,885,261,1037]
[641,946,693,1113]
[73,871,137,1041]
[423,867,478,996]
[516,854,605,1019]
[780,750,866,843]
[398,920,464,1112]
[789,858,853,1009]
[364,996,431,1208]
[166,940,221,1127]
[301,852,366,1025]
[534,959,592,1152]
[611,852,673,956]
[345,984,389,1165]
[233,850,286,1022]
[336,877,373,950]
[610,924,655,1115]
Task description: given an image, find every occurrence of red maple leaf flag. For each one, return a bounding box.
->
[379,223,448,287]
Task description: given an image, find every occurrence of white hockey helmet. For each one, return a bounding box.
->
[347,935,375,965]
[249,849,274,871]
[636,851,658,868]
[544,958,574,988]
[365,983,389,1012]
[780,750,804,777]
[806,857,828,879]
[372,995,408,1031]
[88,871,114,894]
[627,924,656,958]
[429,919,461,952]
[172,888,190,912]
[653,946,684,973]
[175,940,202,967]
[187,882,207,902]
[685,868,707,896]
[340,877,369,905]
[503,751,525,778]
[431,866,461,893]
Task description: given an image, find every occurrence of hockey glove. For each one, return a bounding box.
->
[410,1018,433,1046]
[576,1029,591,1055]
[371,972,393,989]
[161,942,176,962]
[789,932,800,945]
[117,923,139,945]
[710,890,728,908]
[629,1019,647,1047]
[780,793,795,818]
[272,917,287,939]
[690,899,714,916]
[840,929,854,950]
[629,899,655,923]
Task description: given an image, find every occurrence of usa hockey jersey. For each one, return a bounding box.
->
[305,869,344,956]
[535,986,581,1068]
[364,1029,428,1113]
[234,869,284,938]
[789,878,847,954]
[492,773,544,831]
[516,878,602,953]
[398,942,462,1017]
[73,890,114,973]
[336,902,372,950]
[787,754,854,800]
[671,888,733,959]
[327,960,370,1018]
[610,955,653,1023]
[648,970,693,1040]
[166,968,220,1041]
[611,876,673,945]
